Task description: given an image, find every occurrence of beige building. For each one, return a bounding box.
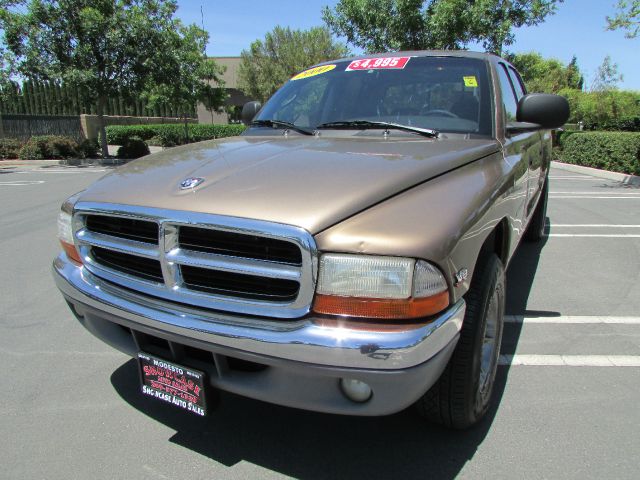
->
[197,57,252,124]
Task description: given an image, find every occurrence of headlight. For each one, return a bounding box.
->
[313,254,449,319]
[57,192,83,265]
[57,210,74,245]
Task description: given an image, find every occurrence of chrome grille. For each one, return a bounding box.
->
[73,203,317,318]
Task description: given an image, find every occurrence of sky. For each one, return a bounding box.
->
[175,0,640,91]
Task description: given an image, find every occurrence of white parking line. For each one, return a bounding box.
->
[549,176,600,180]
[546,234,640,238]
[499,355,640,367]
[505,315,640,324]
[549,224,640,228]
[0,180,45,186]
[15,169,108,174]
[550,196,640,199]
[550,191,640,195]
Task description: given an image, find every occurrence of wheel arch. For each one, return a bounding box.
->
[480,217,510,268]
[465,217,510,292]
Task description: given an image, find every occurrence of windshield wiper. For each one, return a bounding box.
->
[251,119,314,136]
[316,120,439,138]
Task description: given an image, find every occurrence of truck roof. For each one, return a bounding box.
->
[314,50,502,67]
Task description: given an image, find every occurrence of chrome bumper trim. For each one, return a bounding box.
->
[54,254,465,370]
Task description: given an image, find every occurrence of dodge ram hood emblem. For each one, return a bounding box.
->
[180,177,205,190]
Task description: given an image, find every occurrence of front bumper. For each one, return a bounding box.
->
[53,253,465,415]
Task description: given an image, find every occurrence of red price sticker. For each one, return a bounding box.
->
[346,57,411,71]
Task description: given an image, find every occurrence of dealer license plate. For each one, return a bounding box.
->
[138,352,207,416]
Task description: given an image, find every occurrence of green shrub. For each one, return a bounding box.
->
[556,130,587,149]
[157,124,246,147]
[17,135,82,160]
[117,137,150,159]
[106,125,159,144]
[48,136,81,159]
[105,123,246,147]
[18,137,48,159]
[0,138,22,159]
[154,125,183,147]
[79,139,100,158]
[559,132,640,176]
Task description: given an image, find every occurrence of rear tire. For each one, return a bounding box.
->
[524,178,548,242]
[416,253,505,429]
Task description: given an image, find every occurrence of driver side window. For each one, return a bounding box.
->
[497,64,519,122]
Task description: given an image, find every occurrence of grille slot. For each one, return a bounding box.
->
[91,247,163,283]
[86,215,158,244]
[179,226,302,265]
[181,265,299,302]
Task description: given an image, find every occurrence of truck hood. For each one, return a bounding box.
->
[79,134,499,234]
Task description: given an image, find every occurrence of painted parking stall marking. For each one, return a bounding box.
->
[548,224,640,228]
[551,196,640,199]
[549,175,606,180]
[523,173,640,368]
[15,169,108,174]
[500,355,640,367]
[505,315,640,324]
[544,223,640,238]
[502,315,640,367]
[546,234,640,237]
[0,180,45,186]
[550,192,640,195]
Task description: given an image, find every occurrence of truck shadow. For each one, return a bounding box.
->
[109,229,549,479]
[503,226,556,354]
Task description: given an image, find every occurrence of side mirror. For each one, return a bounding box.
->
[516,93,570,130]
[242,101,262,126]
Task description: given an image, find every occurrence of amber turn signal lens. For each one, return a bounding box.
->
[60,240,82,265]
[312,290,449,319]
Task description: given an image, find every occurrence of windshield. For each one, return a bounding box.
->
[254,56,493,136]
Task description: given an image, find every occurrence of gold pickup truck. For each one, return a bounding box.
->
[53,51,568,429]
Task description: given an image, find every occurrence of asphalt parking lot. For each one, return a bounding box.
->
[1,163,639,479]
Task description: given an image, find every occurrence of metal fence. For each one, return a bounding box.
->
[0,114,85,140]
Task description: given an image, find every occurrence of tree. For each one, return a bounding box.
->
[322,0,564,55]
[0,1,19,100]
[506,52,584,93]
[565,56,584,91]
[237,26,349,103]
[591,55,623,91]
[139,25,227,139]
[2,0,225,157]
[607,0,639,38]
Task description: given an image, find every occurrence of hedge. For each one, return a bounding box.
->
[559,132,640,176]
[0,138,22,159]
[0,135,99,160]
[106,124,246,147]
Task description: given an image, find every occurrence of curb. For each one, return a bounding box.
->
[551,161,640,187]
[0,159,61,167]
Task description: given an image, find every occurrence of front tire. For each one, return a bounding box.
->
[416,253,505,429]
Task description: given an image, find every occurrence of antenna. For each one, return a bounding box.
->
[200,5,206,55]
